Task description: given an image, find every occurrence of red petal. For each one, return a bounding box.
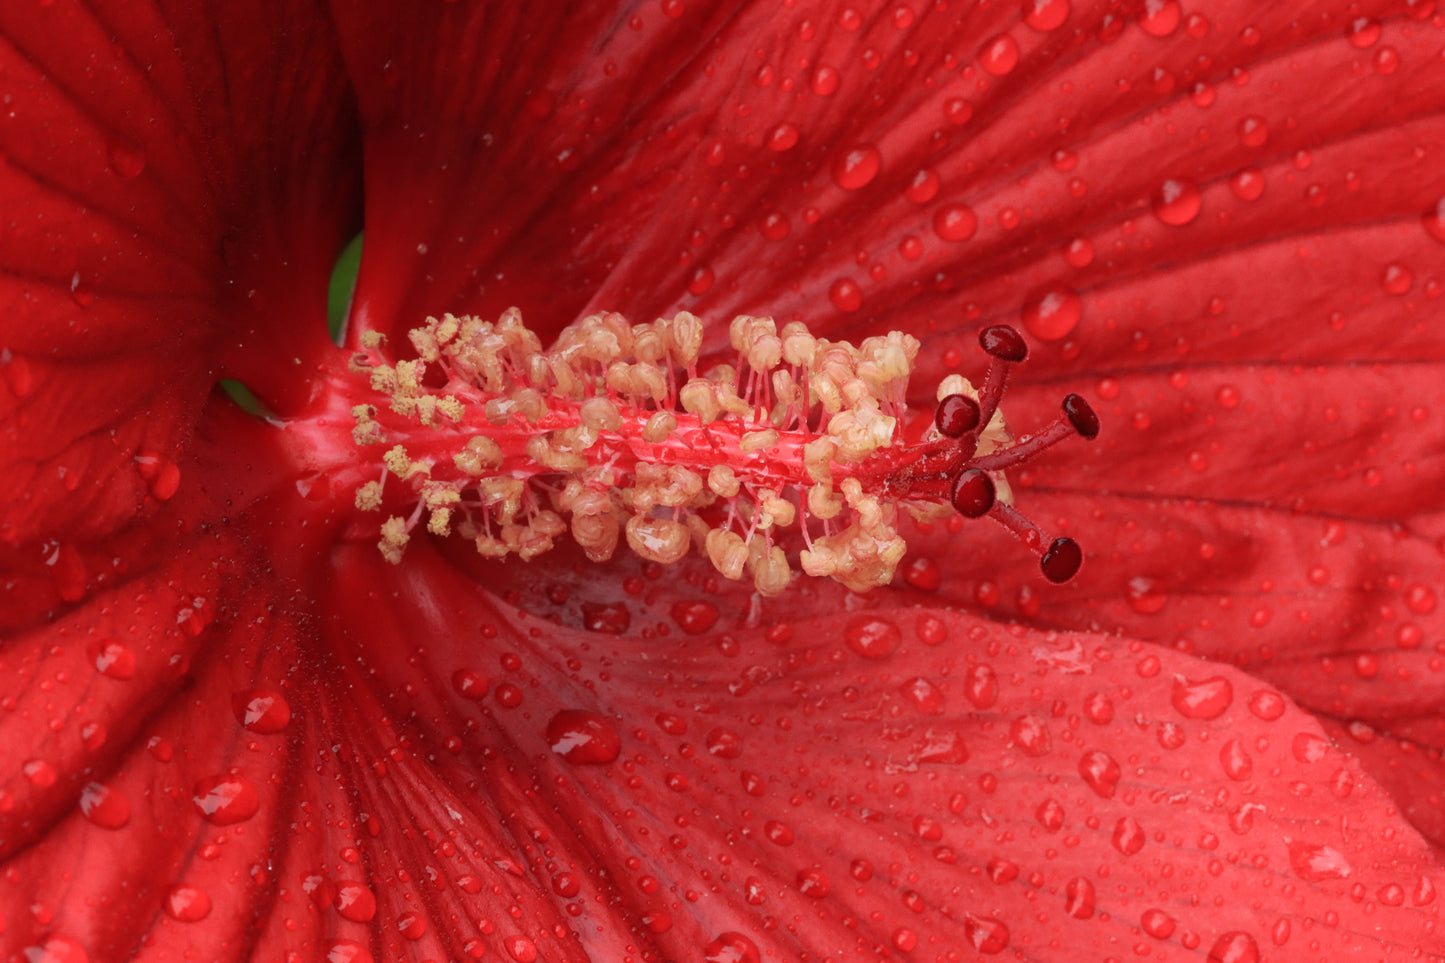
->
[17,532,1440,960]
[0,0,358,546]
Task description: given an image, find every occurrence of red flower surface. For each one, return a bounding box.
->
[3,1,1445,961]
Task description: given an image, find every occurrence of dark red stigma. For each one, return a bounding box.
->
[929,324,1098,583]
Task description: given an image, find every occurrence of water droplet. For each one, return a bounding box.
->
[106,137,146,178]
[1153,178,1201,225]
[1141,908,1176,939]
[546,710,621,764]
[397,911,428,939]
[1382,263,1413,295]
[943,97,974,125]
[901,676,945,714]
[191,772,260,825]
[1171,675,1233,719]
[20,936,89,963]
[451,668,490,700]
[78,781,130,829]
[1064,876,1095,918]
[325,940,374,963]
[831,145,881,190]
[22,758,55,787]
[581,601,630,633]
[828,277,863,312]
[1112,816,1145,855]
[1020,283,1082,341]
[1023,0,1070,31]
[766,123,799,152]
[1083,691,1114,724]
[1247,689,1286,720]
[89,638,135,680]
[1236,115,1268,148]
[932,203,978,241]
[1288,841,1351,881]
[164,884,212,922]
[964,663,998,708]
[705,932,761,963]
[505,937,538,962]
[1009,715,1052,756]
[1345,16,1381,47]
[671,599,719,635]
[1138,0,1181,36]
[759,210,790,240]
[706,727,743,758]
[1078,750,1121,798]
[905,167,941,203]
[796,866,831,898]
[1207,931,1260,963]
[844,615,900,659]
[1063,236,1094,267]
[978,34,1020,76]
[964,914,1010,953]
[1422,197,1445,243]
[1219,739,1253,780]
[333,880,377,922]
[232,689,290,733]
[1036,797,1066,831]
[811,64,840,96]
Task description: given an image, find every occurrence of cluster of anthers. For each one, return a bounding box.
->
[348,309,1097,595]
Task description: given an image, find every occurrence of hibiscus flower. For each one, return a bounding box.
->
[4,1,1445,961]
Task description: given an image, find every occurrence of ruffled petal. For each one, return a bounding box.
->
[15,526,1443,960]
[0,0,359,546]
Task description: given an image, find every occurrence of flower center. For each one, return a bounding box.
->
[347,310,1096,593]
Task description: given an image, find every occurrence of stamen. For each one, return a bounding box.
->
[348,311,1096,592]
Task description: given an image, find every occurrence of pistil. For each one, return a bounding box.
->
[347,309,1096,593]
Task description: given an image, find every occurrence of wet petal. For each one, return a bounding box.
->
[0,0,358,546]
[18,531,1441,959]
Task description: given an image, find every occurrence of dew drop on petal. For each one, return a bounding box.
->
[581,601,630,633]
[78,781,130,829]
[828,277,863,312]
[796,867,831,898]
[1153,179,1201,225]
[1381,263,1413,295]
[704,931,761,963]
[1064,876,1095,918]
[164,884,212,922]
[1010,715,1052,756]
[506,937,538,962]
[905,167,941,203]
[24,759,57,787]
[334,880,377,922]
[325,940,374,963]
[231,689,290,733]
[19,936,88,963]
[844,615,901,659]
[964,663,998,708]
[451,668,490,700]
[191,773,260,825]
[978,34,1019,76]
[1020,283,1082,340]
[1138,0,1181,36]
[1247,689,1286,721]
[831,145,881,190]
[1078,750,1121,798]
[964,914,1010,953]
[89,639,135,680]
[1288,841,1351,881]
[1422,197,1445,243]
[546,710,621,764]
[811,64,840,95]
[671,599,719,635]
[397,911,427,940]
[1219,739,1253,780]
[1141,908,1176,939]
[106,137,146,178]
[1206,931,1261,963]
[901,676,945,714]
[933,204,978,242]
[1170,676,1233,719]
[706,727,743,758]
[1112,816,1145,855]
[1023,0,1069,32]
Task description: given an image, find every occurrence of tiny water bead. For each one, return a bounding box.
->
[349,310,1097,587]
